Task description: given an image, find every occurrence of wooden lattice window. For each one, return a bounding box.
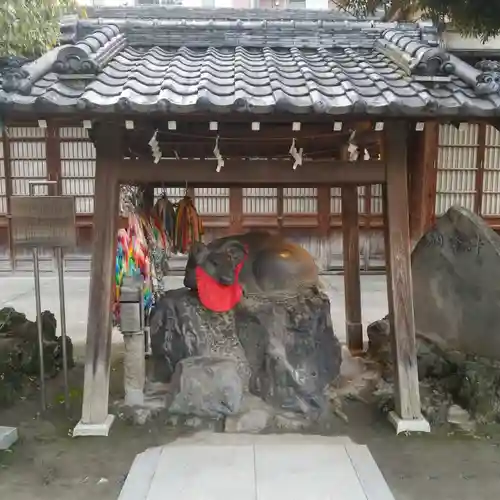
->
[194,188,229,215]
[60,127,96,213]
[243,188,277,214]
[435,124,479,215]
[8,127,48,196]
[283,187,317,214]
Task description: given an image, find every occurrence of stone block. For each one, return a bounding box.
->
[0,426,18,450]
[168,356,244,418]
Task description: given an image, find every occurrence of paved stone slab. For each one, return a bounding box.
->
[0,426,18,450]
[255,444,367,500]
[118,434,395,500]
[168,431,355,447]
[145,445,256,500]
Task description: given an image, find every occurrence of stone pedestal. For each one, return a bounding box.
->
[123,332,146,407]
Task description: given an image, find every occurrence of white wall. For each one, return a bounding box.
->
[78,0,330,8]
[305,0,329,9]
[182,0,234,6]
[77,0,136,6]
[442,31,500,52]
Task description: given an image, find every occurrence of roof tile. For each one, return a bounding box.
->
[1,15,500,118]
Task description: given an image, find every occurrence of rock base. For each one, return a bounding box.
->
[0,307,74,407]
[150,286,341,418]
[367,317,500,429]
[115,394,169,426]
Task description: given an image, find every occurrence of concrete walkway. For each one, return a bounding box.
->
[0,274,388,344]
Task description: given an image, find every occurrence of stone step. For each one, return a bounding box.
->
[118,433,395,500]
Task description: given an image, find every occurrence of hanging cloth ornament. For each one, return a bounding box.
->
[154,196,177,241]
[174,195,204,254]
[113,229,131,322]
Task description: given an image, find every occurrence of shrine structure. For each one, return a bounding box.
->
[2,7,500,434]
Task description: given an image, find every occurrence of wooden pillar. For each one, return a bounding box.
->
[474,124,486,217]
[142,183,155,213]
[408,123,438,247]
[277,186,284,232]
[74,126,121,436]
[383,121,427,431]
[2,126,14,270]
[341,185,363,353]
[46,123,61,196]
[46,123,62,270]
[229,187,243,233]
[317,186,330,236]
[362,184,372,271]
[317,186,331,271]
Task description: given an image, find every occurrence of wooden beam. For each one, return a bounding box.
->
[362,184,372,271]
[142,184,155,213]
[423,123,439,238]
[474,123,486,216]
[229,187,243,233]
[428,124,439,227]
[408,123,438,246]
[277,186,284,231]
[46,122,61,196]
[46,123,62,271]
[383,121,423,423]
[407,128,422,246]
[342,185,363,353]
[317,186,331,237]
[1,126,14,270]
[118,159,385,186]
[76,127,120,435]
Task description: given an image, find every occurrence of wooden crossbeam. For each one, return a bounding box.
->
[117,159,385,186]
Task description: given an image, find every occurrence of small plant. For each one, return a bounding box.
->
[0,0,85,58]
[337,0,500,42]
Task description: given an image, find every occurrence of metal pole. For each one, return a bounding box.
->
[53,179,70,412]
[56,246,70,411]
[29,182,46,411]
[33,246,46,411]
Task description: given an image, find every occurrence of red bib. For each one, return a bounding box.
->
[195,261,244,312]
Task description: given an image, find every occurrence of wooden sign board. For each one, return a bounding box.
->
[11,196,76,248]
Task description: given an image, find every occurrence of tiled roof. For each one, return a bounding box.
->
[84,6,358,21]
[1,9,500,118]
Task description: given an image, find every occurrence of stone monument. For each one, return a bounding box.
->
[365,206,500,427]
[412,205,500,359]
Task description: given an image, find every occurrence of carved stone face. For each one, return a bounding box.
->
[192,240,247,285]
